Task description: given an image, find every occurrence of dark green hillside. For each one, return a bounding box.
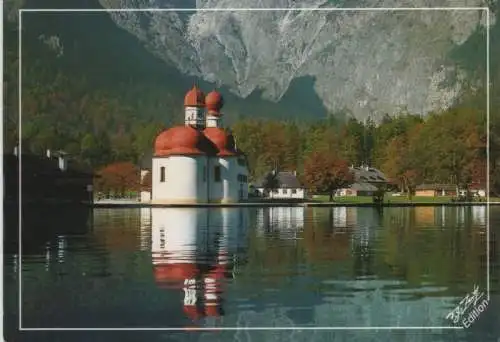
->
[4,0,327,167]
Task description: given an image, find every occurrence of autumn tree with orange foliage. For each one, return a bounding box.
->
[95,162,140,197]
[303,151,354,201]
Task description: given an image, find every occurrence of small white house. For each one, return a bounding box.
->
[254,171,306,199]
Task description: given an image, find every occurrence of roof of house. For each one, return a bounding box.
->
[347,182,379,192]
[415,184,457,191]
[349,166,388,183]
[4,153,94,178]
[255,171,303,189]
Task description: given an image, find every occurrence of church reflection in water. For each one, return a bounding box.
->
[146,207,249,320]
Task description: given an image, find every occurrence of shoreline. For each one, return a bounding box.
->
[91,200,500,208]
[7,200,499,209]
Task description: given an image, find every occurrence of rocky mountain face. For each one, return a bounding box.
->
[98,0,496,119]
[5,0,498,123]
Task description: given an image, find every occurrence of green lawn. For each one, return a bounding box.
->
[312,195,498,204]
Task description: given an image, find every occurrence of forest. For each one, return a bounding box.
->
[4,5,500,196]
[55,106,493,197]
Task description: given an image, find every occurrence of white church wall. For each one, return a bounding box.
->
[219,157,240,203]
[208,158,223,203]
[152,156,206,204]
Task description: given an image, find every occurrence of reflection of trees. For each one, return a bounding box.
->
[244,227,303,281]
[243,208,355,286]
[92,208,142,251]
[91,208,150,278]
[238,206,491,311]
[301,216,352,265]
[378,207,486,291]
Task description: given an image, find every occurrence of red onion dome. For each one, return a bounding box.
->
[154,126,206,157]
[184,86,205,107]
[203,127,237,157]
[205,90,224,114]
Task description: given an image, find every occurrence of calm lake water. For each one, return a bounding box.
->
[4,205,500,341]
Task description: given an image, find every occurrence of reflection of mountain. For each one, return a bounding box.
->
[256,207,305,239]
[150,208,248,320]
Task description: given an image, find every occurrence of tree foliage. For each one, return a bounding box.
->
[4,7,498,197]
[303,151,354,200]
[95,162,140,196]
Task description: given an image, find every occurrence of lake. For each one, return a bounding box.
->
[3,205,499,342]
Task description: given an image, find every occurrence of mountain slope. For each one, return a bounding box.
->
[98,0,496,119]
[6,0,332,123]
[4,0,333,160]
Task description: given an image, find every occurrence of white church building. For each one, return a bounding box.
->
[140,86,249,204]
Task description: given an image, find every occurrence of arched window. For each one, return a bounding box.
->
[160,166,165,182]
[214,166,221,182]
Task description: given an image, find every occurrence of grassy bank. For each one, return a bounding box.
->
[312,195,499,204]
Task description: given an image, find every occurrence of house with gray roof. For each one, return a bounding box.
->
[253,170,306,199]
[349,165,388,186]
[334,165,388,197]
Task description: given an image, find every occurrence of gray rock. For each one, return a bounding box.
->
[91,1,498,118]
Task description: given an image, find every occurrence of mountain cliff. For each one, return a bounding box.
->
[98,0,496,119]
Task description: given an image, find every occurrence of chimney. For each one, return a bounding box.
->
[58,155,67,171]
[46,149,51,158]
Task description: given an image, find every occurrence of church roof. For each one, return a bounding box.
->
[203,127,237,157]
[205,90,224,115]
[154,126,217,157]
[184,85,205,107]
